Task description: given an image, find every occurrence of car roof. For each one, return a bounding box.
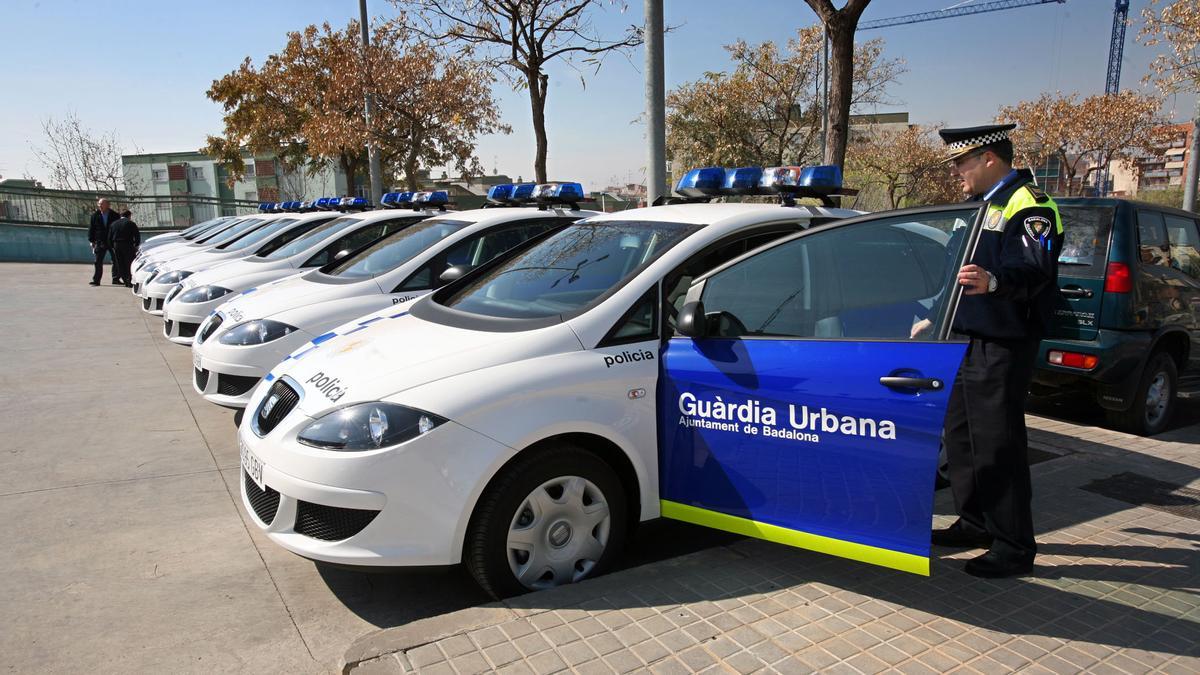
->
[582,201,860,226]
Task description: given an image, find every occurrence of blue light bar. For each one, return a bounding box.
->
[487,183,514,203]
[676,167,725,197]
[759,166,805,191]
[394,191,414,204]
[724,167,763,193]
[258,202,273,211]
[797,165,844,194]
[380,192,400,206]
[511,183,536,201]
[413,190,449,206]
[300,200,314,210]
[533,182,586,203]
[338,197,370,209]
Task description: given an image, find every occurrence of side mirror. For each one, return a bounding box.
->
[333,249,351,261]
[676,301,707,338]
[438,264,473,285]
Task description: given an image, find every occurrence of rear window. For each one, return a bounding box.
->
[1058,206,1114,278]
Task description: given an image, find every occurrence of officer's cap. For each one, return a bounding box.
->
[939,123,1016,162]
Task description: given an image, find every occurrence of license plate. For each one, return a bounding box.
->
[193,352,202,370]
[241,438,265,490]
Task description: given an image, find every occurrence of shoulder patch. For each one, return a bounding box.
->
[1023,215,1052,240]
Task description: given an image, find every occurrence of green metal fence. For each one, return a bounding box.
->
[0,185,262,232]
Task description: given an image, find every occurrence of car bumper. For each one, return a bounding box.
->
[163,300,226,345]
[139,284,174,315]
[1032,330,1153,410]
[237,413,512,566]
[192,331,312,408]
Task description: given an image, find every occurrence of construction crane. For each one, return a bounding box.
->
[859,0,1066,31]
[1105,1,1130,94]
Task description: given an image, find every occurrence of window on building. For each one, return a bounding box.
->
[244,164,256,178]
[243,191,257,201]
[155,203,173,227]
[188,167,205,181]
[152,169,168,182]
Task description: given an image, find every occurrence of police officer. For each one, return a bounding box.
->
[87,198,120,286]
[108,209,140,287]
[930,123,1063,578]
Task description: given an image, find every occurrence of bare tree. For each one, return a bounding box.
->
[30,112,143,194]
[803,0,873,169]
[394,0,643,183]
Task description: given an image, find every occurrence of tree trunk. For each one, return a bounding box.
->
[824,15,855,169]
[403,133,422,191]
[528,70,549,184]
[340,153,358,196]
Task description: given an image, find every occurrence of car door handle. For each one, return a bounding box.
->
[880,376,944,391]
[1060,286,1094,299]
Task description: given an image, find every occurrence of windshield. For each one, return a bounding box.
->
[262,216,361,260]
[181,217,227,239]
[196,217,263,245]
[442,220,698,319]
[216,217,298,252]
[328,219,471,279]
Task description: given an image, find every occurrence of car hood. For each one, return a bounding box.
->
[274,312,584,418]
[218,272,379,323]
[181,258,292,290]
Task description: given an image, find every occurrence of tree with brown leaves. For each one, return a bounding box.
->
[999,92,1167,197]
[393,0,643,183]
[846,125,958,209]
[1140,0,1200,93]
[665,26,901,181]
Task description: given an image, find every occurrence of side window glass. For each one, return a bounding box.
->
[304,223,387,267]
[605,287,658,344]
[698,211,976,339]
[396,260,437,292]
[1137,211,1170,268]
[1164,214,1200,280]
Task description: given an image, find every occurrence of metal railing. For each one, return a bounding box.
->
[0,186,262,232]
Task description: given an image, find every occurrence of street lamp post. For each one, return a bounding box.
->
[645,0,666,205]
[360,0,384,205]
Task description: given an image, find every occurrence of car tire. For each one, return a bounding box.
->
[466,444,628,599]
[1105,352,1177,436]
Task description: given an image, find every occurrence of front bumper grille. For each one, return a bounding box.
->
[164,319,173,338]
[294,500,380,541]
[177,321,199,339]
[217,373,260,397]
[154,298,163,311]
[244,471,280,525]
[197,314,224,344]
[142,297,151,311]
[133,282,141,294]
[255,379,300,435]
[194,367,210,391]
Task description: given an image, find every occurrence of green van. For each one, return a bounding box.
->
[1032,198,1200,435]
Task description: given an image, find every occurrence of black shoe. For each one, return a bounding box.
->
[89,281,100,286]
[964,549,1034,578]
[111,280,123,285]
[931,521,993,548]
[125,283,133,288]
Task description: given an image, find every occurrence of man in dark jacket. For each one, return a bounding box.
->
[87,198,120,286]
[108,210,141,287]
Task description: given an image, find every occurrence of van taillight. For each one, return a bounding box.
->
[1104,262,1132,293]
[1048,350,1099,370]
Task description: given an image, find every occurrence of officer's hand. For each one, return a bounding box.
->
[910,318,933,339]
[958,264,990,296]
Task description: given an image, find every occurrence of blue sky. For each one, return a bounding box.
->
[1,0,1191,192]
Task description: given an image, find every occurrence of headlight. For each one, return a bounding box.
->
[155,270,192,286]
[143,262,161,274]
[166,284,185,303]
[297,402,446,451]
[218,319,298,345]
[179,285,232,303]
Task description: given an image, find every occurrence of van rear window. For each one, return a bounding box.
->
[1058,206,1114,278]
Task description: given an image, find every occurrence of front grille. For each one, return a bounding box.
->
[164,319,174,337]
[295,500,380,541]
[142,297,151,310]
[154,298,163,311]
[177,321,199,339]
[218,373,260,397]
[197,314,224,344]
[133,282,141,293]
[244,471,280,525]
[255,379,300,435]
[194,367,210,391]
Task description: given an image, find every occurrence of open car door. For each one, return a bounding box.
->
[659,204,985,575]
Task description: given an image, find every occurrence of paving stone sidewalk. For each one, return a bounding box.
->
[343,416,1200,674]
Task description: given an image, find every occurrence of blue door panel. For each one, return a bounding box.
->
[659,337,967,570]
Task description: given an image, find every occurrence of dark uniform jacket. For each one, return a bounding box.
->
[88,209,119,248]
[953,169,1064,341]
[108,217,141,246]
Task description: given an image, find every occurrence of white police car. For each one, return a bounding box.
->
[191,186,600,408]
[132,213,274,294]
[138,203,335,315]
[162,194,445,344]
[228,166,991,598]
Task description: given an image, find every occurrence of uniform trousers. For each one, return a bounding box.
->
[943,335,1038,559]
[92,245,117,284]
[112,242,137,283]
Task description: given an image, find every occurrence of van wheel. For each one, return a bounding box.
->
[466,445,628,599]
[1105,352,1177,436]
